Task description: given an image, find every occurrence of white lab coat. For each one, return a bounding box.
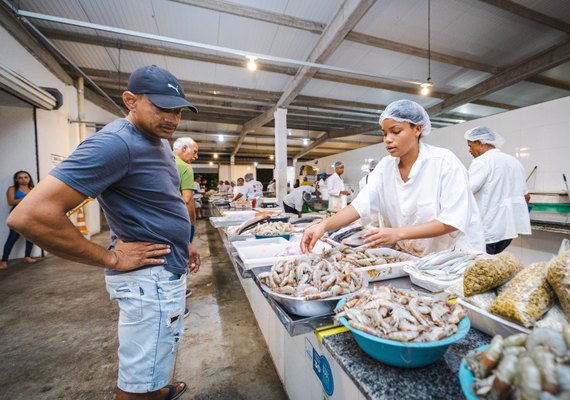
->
[358,174,372,192]
[245,180,262,200]
[233,185,248,200]
[352,142,485,256]
[284,186,315,212]
[468,149,531,244]
[317,179,329,200]
[327,173,347,211]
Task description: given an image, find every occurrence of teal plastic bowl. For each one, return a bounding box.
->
[459,344,488,400]
[336,297,471,368]
[254,234,291,240]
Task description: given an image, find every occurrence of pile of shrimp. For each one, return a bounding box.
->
[334,286,465,342]
[257,253,364,300]
[465,326,570,399]
[320,245,397,267]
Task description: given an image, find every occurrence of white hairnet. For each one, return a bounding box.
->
[464,126,505,148]
[369,159,379,171]
[379,100,432,137]
[244,173,254,180]
[334,161,344,168]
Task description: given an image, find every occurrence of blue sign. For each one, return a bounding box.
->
[313,348,334,396]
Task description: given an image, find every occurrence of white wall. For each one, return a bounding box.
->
[308,143,387,196]
[0,23,117,260]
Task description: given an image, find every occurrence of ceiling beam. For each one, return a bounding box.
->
[168,0,326,34]
[294,124,380,159]
[232,0,376,156]
[479,0,570,35]
[427,39,570,116]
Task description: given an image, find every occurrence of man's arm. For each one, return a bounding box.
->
[181,189,196,225]
[7,175,170,270]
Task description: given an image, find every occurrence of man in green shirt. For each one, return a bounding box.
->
[173,137,199,301]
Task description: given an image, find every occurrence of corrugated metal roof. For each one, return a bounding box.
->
[7,0,570,160]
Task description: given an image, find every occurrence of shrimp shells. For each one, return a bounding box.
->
[251,221,293,236]
[334,286,466,343]
[465,326,570,399]
[257,253,364,300]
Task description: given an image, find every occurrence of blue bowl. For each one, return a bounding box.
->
[254,234,291,240]
[459,344,488,400]
[336,297,471,368]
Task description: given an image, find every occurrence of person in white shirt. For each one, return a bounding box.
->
[267,179,276,194]
[243,173,262,200]
[317,173,329,199]
[228,180,236,197]
[283,185,316,217]
[301,100,485,257]
[359,159,379,192]
[465,126,531,255]
[327,161,349,211]
[232,177,248,201]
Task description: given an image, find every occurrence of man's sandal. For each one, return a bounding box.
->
[164,382,187,400]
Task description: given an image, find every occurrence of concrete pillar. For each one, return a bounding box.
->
[274,108,288,205]
[77,76,86,142]
[230,155,235,180]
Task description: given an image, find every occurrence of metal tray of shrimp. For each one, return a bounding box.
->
[252,267,368,318]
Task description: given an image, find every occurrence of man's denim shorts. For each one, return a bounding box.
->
[105,266,187,393]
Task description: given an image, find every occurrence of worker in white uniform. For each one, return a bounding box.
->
[465,126,531,255]
[232,177,248,201]
[301,100,485,257]
[358,159,379,192]
[327,161,349,211]
[283,185,316,217]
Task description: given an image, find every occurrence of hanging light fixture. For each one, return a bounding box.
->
[246,55,258,71]
[213,153,218,159]
[218,134,225,143]
[269,155,274,160]
[420,0,433,96]
[253,161,258,167]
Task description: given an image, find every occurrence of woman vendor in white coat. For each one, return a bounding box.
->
[301,100,485,256]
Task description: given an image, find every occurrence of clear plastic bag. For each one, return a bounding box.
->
[546,239,570,319]
[463,252,523,296]
[489,262,555,327]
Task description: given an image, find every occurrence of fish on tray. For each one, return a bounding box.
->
[341,229,378,247]
[235,215,270,235]
[331,226,364,242]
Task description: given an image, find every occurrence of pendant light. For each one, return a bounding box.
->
[420,0,433,96]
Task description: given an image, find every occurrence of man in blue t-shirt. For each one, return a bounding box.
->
[8,65,200,400]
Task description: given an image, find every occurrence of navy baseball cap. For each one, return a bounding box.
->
[127,65,198,113]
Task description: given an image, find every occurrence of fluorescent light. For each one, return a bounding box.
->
[302,138,309,146]
[213,153,218,159]
[218,134,224,142]
[269,155,274,160]
[288,130,292,136]
[209,161,213,166]
[253,161,258,167]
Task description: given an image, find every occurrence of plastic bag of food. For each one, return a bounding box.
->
[463,252,523,296]
[445,280,497,310]
[488,262,555,327]
[534,305,568,332]
[546,241,570,319]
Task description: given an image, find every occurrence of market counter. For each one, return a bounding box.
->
[208,203,490,399]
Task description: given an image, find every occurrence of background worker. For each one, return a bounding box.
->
[465,126,531,254]
[283,184,317,217]
[172,137,200,301]
[231,177,248,201]
[327,161,350,211]
[359,160,379,191]
[302,100,484,257]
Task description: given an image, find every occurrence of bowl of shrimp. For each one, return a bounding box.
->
[335,286,471,368]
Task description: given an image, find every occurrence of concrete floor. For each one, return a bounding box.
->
[0,219,288,400]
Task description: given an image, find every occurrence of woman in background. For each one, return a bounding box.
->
[1,171,38,269]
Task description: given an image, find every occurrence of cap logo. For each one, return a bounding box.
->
[168,83,180,95]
